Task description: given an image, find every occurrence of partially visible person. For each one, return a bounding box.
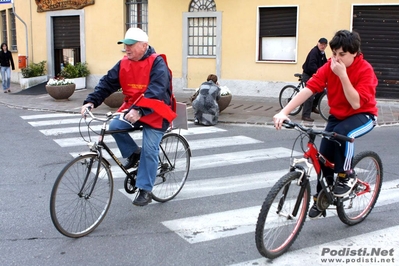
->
[301,37,328,121]
[80,27,176,207]
[273,30,378,218]
[192,74,221,126]
[0,43,15,93]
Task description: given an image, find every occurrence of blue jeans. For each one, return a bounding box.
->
[109,115,164,191]
[1,66,11,90]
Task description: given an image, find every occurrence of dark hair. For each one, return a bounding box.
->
[1,43,8,50]
[329,30,361,54]
[206,74,218,83]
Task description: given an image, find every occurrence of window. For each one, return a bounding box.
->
[258,6,298,62]
[1,10,6,45]
[188,0,217,56]
[189,0,216,12]
[9,9,17,51]
[125,0,148,32]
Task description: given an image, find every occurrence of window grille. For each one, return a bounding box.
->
[9,9,17,51]
[125,0,148,33]
[1,10,7,45]
[188,0,216,56]
[189,0,216,12]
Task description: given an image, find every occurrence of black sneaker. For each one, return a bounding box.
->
[124,147,141,169]
[133,189,152,206]
[333,170,357,197]
[308,196,327,219]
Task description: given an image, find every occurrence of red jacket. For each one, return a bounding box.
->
[306,54,378,120]
[118,54,176,129]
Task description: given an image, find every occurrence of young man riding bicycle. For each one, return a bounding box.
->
[273,30,378,218]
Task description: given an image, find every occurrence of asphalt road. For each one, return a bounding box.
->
[1,105,398,266]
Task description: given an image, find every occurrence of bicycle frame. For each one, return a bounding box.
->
[287,121,357,207]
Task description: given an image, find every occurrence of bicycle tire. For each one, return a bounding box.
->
[255,171,310,259]
[50,154,113,238]
[336,151,383,225]
[278,85,302,116]
[317,91,330,121]
[151,133,191,202]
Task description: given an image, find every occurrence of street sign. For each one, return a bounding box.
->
[0,0,12,3]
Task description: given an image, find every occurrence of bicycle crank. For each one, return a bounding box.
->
[316,189,331,211]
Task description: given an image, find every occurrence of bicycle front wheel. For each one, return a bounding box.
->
[317,91,330,121]
[279,85,302,116]
[337,151,383,225]
[152,133,191,202]
[255,171,310,259]
[50,154,113,238]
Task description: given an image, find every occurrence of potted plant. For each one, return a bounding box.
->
[45,77,76,100]
[20,60,48,89]
[103,89,125,108]
[218,86,232,112]
[59,62,90,89]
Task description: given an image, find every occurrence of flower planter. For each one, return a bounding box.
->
[20,75,48,90]
[46,84,76,100]
[103,91,125,108]
[71,77,86,90]
[218,94,232,112]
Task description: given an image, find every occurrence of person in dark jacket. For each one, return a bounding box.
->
[80,28,175,207]
[301,38,328,121]
[0,43,15,93]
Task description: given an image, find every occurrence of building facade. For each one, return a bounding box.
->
[2,0,399,98]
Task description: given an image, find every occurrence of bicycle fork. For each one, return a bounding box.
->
[277,163,310,219]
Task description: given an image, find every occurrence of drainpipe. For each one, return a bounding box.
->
[11,0,29,65]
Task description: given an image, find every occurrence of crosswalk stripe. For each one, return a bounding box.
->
[40,125,103,136]
[229,224,399,265]
[21,113,80,120]
[40,124,227,136]
[189,148,300,170]
[78,147,300,178]
[28,117,90,127]
[161,180,399,244]
[57,134,261,149]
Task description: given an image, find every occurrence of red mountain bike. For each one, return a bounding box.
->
[255,120,383,259]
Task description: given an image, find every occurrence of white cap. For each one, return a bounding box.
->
[117,28,148,45]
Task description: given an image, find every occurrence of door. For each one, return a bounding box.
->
[53,16,81,76]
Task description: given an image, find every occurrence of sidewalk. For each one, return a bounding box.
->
[1,82,399,127]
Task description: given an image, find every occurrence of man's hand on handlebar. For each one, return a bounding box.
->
[273,112,290,130]
[124,108,142,123]
[81,103,94,116]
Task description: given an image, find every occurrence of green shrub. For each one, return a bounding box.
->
[60,62,90,78]
[21,61,46,78]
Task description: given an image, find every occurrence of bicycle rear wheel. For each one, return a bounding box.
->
[278,85,302,116]
[255,171,310,259]
[152,133,191,202]
[317,91,330,121]
[337,151,383,225]
[50,154,113,238]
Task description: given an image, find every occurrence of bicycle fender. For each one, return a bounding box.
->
[77,152,112,168]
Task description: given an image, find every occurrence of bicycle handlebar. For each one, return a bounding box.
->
[84,107,125,123]
[282,120,354,143]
